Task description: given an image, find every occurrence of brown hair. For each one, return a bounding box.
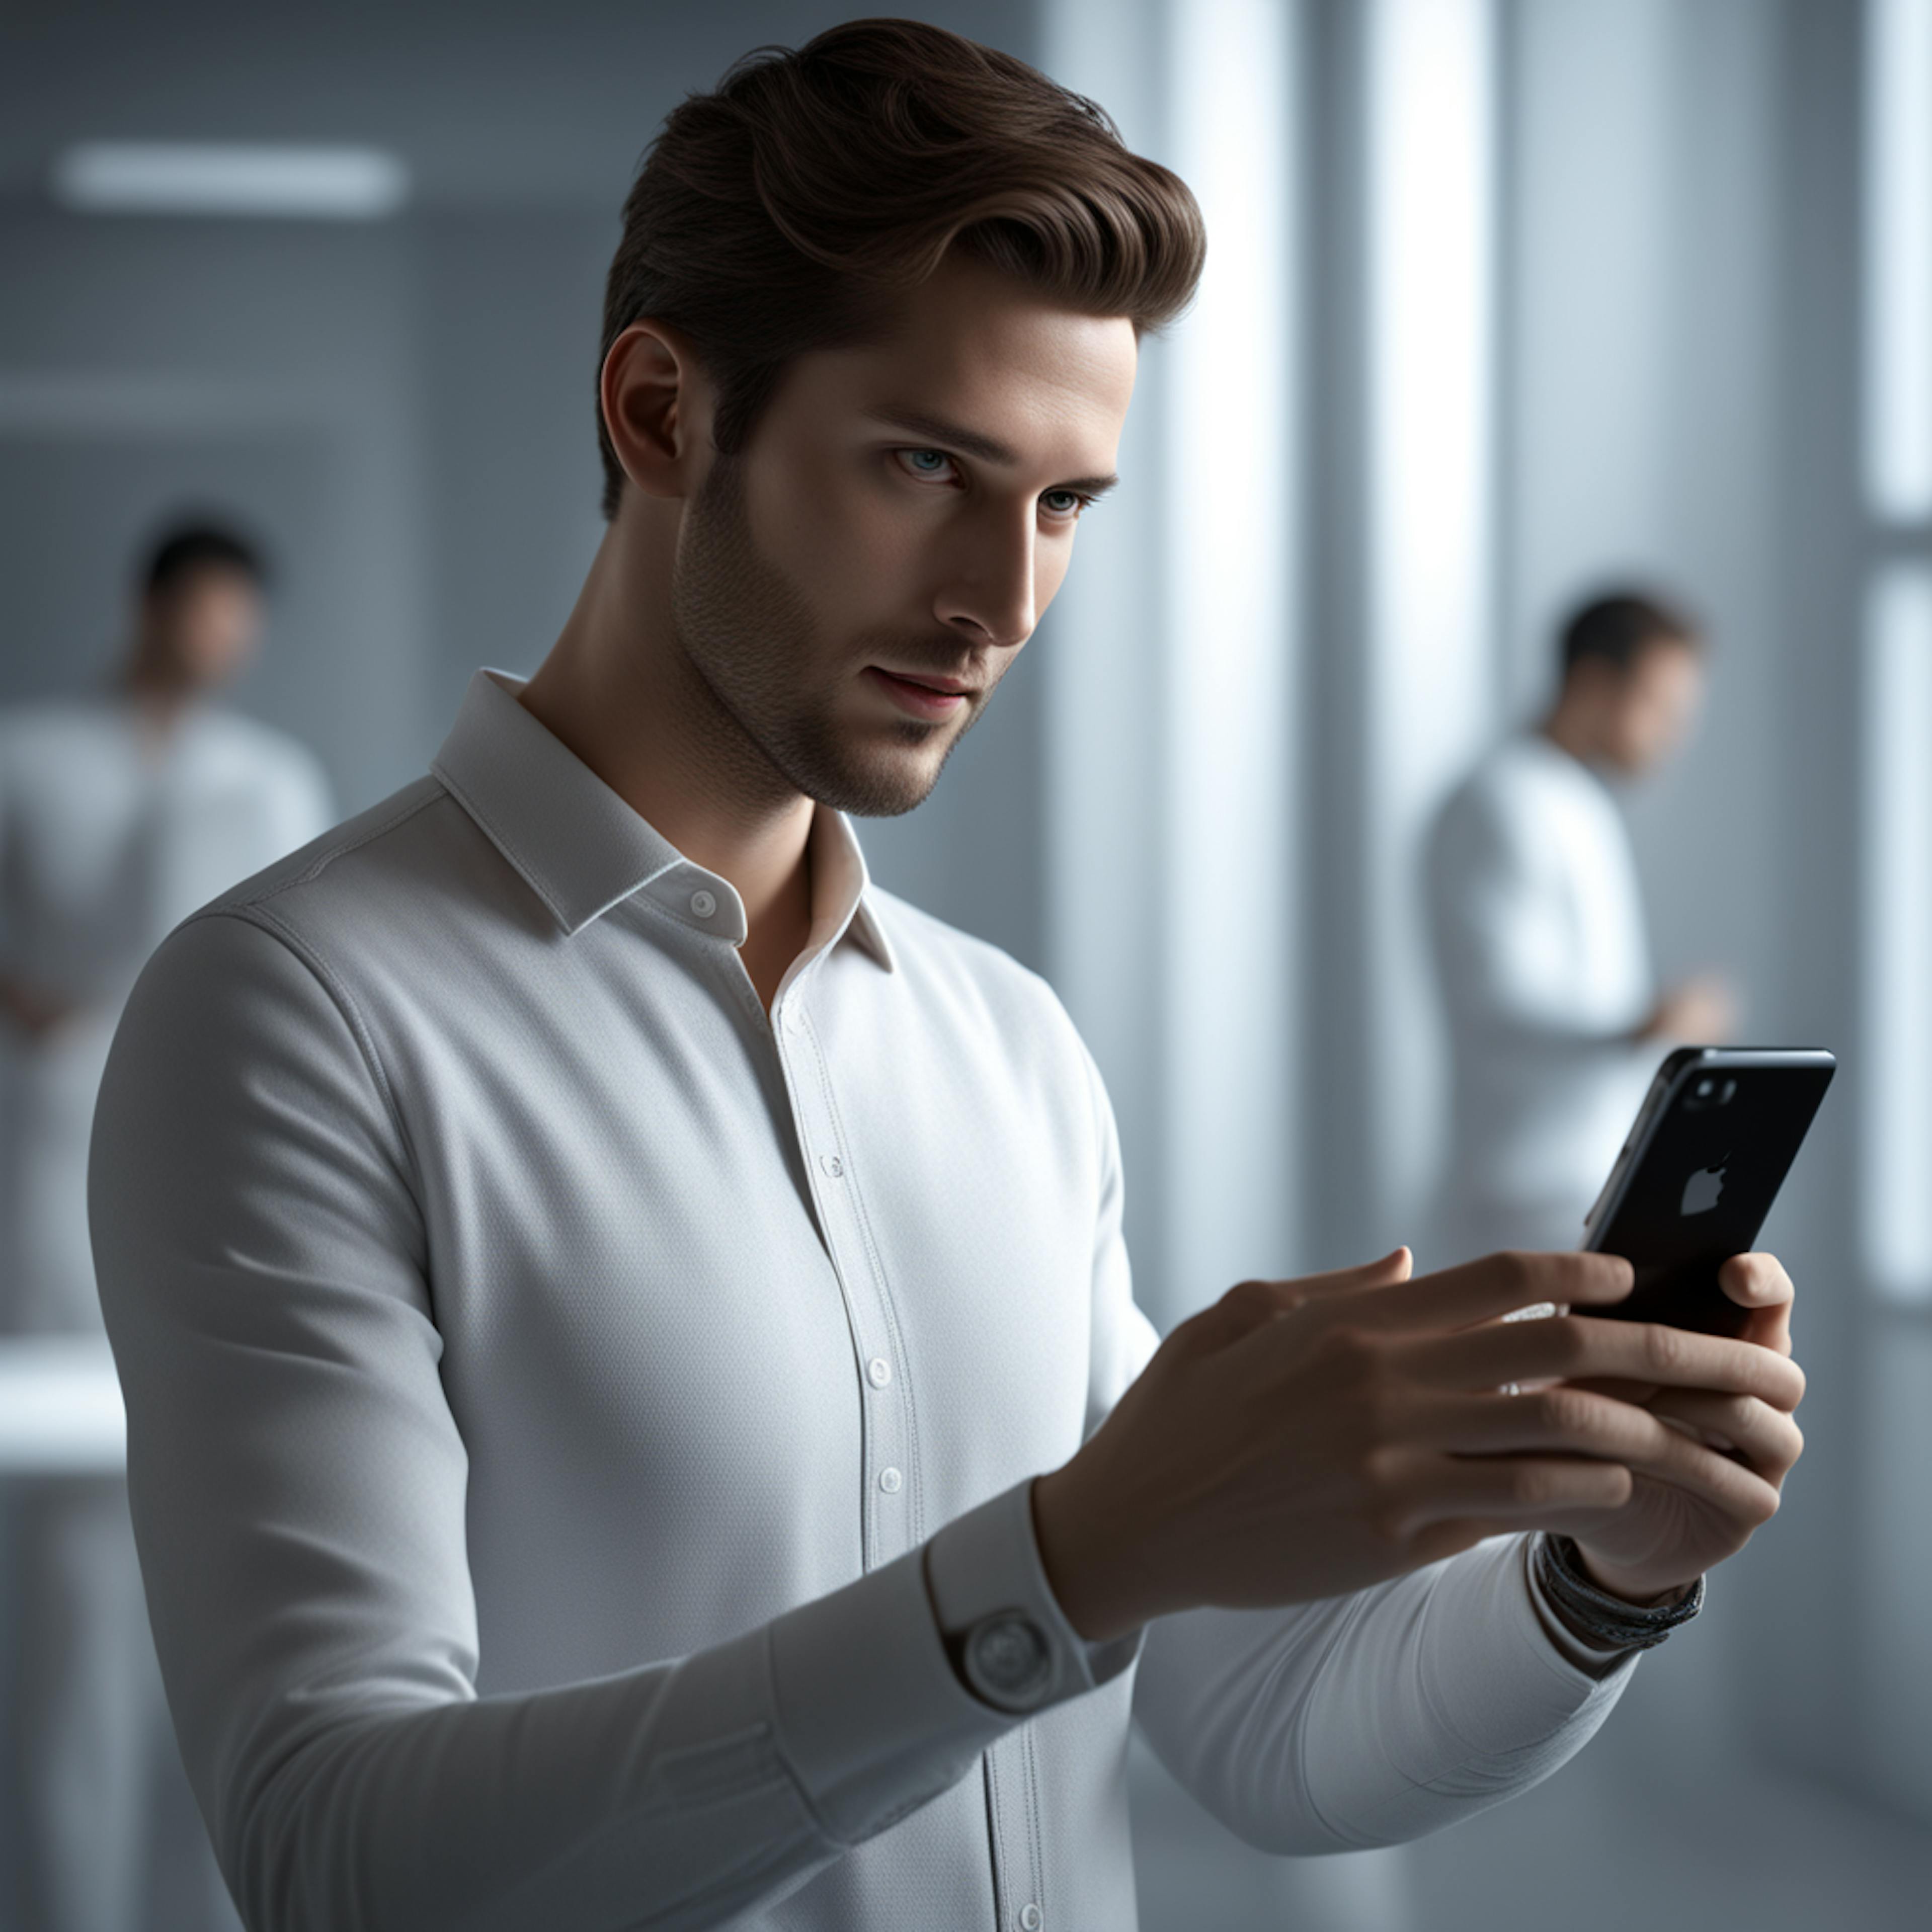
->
[1559,591,1703,677]
[595,17,1206,516]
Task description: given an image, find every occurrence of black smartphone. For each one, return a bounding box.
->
[1580,1046,1836,1337]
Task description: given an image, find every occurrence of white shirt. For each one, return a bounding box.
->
[1426,733,1657,1258]
[0,695,332,1332]
[92,671,1633,1932]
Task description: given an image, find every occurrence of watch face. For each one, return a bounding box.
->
[967,1614,1053,1710]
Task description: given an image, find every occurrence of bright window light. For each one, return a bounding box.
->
[50,142,409,220]
[1160,0,1298,1314]
[1364,0,1497,1232]
[1862,561,1932,1302]
[0,1339,126,1475]
[1865,0,1932,520]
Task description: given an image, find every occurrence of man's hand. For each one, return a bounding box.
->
[1031,1248,1805,1643]
[1642,972,1738,1044]
[1561,1252,1802,1602]
[0,972,78,1040]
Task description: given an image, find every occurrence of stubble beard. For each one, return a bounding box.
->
[668,457,984,819]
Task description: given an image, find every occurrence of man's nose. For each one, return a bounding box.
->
[933,506,1037,651]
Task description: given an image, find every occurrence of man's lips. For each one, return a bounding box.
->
[865,667,977,718]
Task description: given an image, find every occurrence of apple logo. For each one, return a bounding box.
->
[1681,1160,1728,1217]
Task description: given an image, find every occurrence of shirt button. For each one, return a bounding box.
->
[878,1466,903,1493]
[820,1153,844,1178]
[689,889,717,918]
[1020,1907,1043,1931]
[785,1002,806,1033]
[866,1356,892,1388]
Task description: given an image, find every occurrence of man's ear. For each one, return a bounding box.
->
[600,320,715,501]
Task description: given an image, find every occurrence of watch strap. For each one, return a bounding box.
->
[1533,1533,1705,1652]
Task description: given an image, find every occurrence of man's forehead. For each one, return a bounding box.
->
[811,281,1137,462]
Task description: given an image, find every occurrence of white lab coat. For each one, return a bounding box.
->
[0,692,332,1932]
[1425,733,1657,1265]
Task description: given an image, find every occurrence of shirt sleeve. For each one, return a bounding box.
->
[1132,1537,1634,1854]
[88,910,1092,1932]
[1070,1040,1636,1853]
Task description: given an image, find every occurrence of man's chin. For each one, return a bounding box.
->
[815,763,945,820]
[790,739,951,819]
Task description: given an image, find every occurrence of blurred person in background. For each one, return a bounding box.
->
[0,519,332,1932]
[1425,590,1736,1266]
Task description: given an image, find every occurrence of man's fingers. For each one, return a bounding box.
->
[1617,1428,1786,1528]
[1287,1247,1416,1301]
[1417,1386,1669,1464]
[1416,1385,1793,1499]
[1719,1253,1795,1356]
[1187,1248,1414,1351]
[1408,1313,1807,1410]
[1386,1411,1782,1539]
[1426,1384,1792,1511]
[1643,1387,1805,1484]
[1720,1252,1792,1307]
[1361,1249,1633,1334]
[1389,1454,1634,1534]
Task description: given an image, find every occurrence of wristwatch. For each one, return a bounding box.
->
[1533,1533,1705,1651]
[948,1611,1057,1714]
[923,1480,1142,1718]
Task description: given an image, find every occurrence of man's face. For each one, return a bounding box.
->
[1599,637,1705,773]
[669,255,1139,816]
[141,566,263,692]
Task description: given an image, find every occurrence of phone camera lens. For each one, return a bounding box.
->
[1683,1077,1737,1113]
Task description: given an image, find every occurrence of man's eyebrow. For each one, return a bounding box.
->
[862,405,1119,498]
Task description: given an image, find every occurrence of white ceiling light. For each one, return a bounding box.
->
[49,142,409,219]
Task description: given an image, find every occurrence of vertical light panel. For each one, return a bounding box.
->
[1160,0,1299,1318]
[1865,0,1932,521]
[1364,0,1497,1241]
[1039,0,1169,1171]
[1862,564,1932,1302]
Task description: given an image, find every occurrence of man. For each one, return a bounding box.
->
[0,520,332,1931]
[1427,592,1737,1263]
[91,27,1805,1931]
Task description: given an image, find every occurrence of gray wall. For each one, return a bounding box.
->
[0,208,431,808]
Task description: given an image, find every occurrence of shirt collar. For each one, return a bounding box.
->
[431,669,895,972]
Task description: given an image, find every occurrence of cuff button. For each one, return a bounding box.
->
[963,1613,1054,1713]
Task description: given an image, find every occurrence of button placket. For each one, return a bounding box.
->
[773,1000,914,1572]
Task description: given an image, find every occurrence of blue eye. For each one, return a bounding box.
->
[899,448,954,479]
[1041,490,1085,518]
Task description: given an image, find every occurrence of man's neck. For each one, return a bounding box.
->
[518,514,816,1008]
[1539,704,1599,769]
[120,660,201,744]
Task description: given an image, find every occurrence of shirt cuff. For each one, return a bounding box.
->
[764,1481,1139,1849]
[765,1537,1009,1848]
[924,1477,1143,1705]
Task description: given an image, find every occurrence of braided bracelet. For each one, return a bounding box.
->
[1532,1533,1705,1652]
